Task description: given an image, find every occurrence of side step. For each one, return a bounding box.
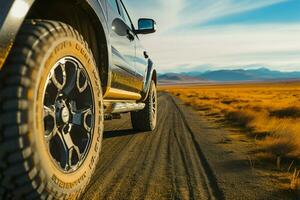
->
[104,101,145,114]
[111,102,145,113]
[104,102,145,120]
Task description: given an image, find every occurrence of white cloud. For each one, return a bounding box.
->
[124,0,300,72]
[126,0,288,32]
[142,24,300,72]
[178,0,288,29]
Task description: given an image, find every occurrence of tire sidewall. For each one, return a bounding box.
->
[30,37,103,194]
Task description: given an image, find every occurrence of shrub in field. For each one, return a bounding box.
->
[270,107,300,119]
[224,109,255,128]
[258,137,299,158]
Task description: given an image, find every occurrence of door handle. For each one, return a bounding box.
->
[126,30,135,41]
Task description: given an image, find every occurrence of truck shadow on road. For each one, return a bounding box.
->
[103,129,146,139]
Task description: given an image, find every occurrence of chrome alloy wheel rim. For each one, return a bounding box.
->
[43,57,94,173]
[151,86,157,124]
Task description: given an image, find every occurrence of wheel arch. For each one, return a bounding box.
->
[26,0,111,91]
[140,59,157,102]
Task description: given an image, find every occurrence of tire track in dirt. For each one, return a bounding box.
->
[170,96,224,199]
[82,93,223,200]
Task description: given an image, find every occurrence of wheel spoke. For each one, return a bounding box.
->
[61,125,75,149]
[63,65,77,95]
[151,88,157,121]
[45,127,58,143]
[72,106,93,133]
[57,125,82,170]
[76,68,88,93]
[68,146,81,170]
[50,62,66,90]
[43,105,57,141]
[44,105,55,118]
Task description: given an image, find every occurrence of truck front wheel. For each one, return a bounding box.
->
[0,20,103,199]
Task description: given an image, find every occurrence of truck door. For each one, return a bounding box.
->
[134,41,148,93]
[106,0,141,99]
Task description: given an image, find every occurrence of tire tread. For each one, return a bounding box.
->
[0,19,94,199]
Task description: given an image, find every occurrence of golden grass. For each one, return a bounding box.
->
[160,82,300,161]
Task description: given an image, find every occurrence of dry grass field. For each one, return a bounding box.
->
[160,82,300,166]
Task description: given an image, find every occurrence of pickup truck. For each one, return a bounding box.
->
[0,0,157,199]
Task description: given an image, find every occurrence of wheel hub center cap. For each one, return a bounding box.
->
[61,106,70,123]
[55,98,70,124]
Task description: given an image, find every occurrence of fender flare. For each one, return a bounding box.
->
[0,0,111,75]
[140,59,157,102]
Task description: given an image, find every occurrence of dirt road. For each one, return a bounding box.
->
[82,93,298,200]
[82,93,223,200]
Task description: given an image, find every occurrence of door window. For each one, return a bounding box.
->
[118,0,133,29]
[108,0,120,14]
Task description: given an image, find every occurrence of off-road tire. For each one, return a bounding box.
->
[131,81,157,131]
[0,20,103,199]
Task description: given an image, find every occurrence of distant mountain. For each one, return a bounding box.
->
[199,68,300,81]
[245,68,300,79]
[200,69,257,81]
[158,73,206,84]
[181,71,205,77]
[159,68,300,83]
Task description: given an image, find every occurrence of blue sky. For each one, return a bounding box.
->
[124,0,300,72]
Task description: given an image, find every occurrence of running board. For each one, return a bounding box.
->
[111,102,145,113]
[104,102,145,114]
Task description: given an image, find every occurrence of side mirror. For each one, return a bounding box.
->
[135,18,156,34]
